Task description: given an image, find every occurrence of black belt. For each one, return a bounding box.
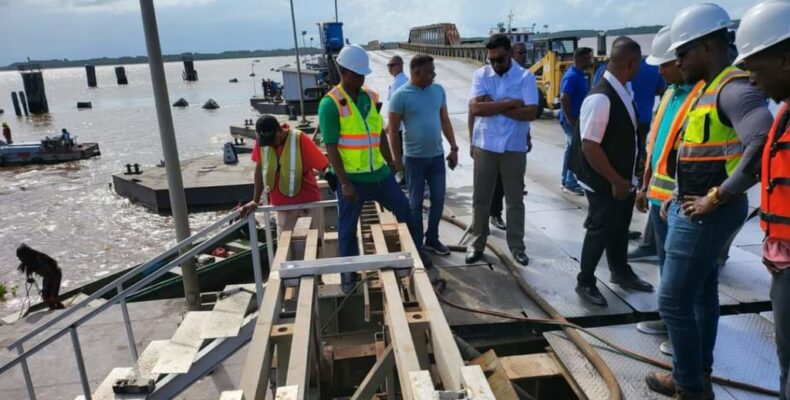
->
[760,211,790,226]
[770,141,790,156]
[767,177,790,194]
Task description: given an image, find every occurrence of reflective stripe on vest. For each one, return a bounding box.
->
[677,67,749,177]
[262,129,303,197]
[649,81,706,202]
[761,102,790,241]
[324,85,385,174]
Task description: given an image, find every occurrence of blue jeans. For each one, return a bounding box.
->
[649,203,668,270]
[659,196,747,391]
[560,121,579,188]
[404,155,446,245]
[336,174,423,287]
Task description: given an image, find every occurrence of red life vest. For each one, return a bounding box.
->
[761,102,790,240]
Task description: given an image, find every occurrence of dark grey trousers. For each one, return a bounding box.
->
[771,268,790,400]
[470,148,526,253]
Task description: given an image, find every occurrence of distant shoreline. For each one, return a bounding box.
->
[0,48,324,71]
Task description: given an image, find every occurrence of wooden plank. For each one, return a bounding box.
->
[350,345,395,400]
[408,371,436,400]
[372,224,424,400]
[240,231,291,400]
[130,339,168,382]
[469,350,518,400]
[461,365,497,400]
[398,223,466,391]
[219,390,245,400]
[321,231,340,284]
[91,367,133,400]
[285,231,319,400]
[499,354,563,380]
[152,311,212,374]
[292,217,313,239]
[274,385,299,400]
[202,284,254,339]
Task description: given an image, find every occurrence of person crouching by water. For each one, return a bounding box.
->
[240,115,329,238]
[16,244,65,310]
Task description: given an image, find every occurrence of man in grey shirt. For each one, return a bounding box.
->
[645,6,773,397]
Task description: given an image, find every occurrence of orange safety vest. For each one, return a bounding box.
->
[760,102,790,241]
[650,81,706,201]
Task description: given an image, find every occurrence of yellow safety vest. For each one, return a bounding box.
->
[676,66,749,195]
[262,129,303,197]
[325,85,385,174]
[648,81,706,202]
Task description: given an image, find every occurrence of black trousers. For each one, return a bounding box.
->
[578,189,637,286]
[490,173,505,218]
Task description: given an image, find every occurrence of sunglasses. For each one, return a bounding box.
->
[675,41,704,60]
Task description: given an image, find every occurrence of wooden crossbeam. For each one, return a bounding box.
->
[350,345,395,400]
[371,224,431,400]
[396,223,466,391]
[282,230,319,400]
[239,231,292,400]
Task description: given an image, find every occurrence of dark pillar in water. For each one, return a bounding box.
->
[115,66,128,85]
[11,92,21,116]
[18,91,30,116]
[85,65,97,87]
[20,72,47,114]
[182,59,198,81]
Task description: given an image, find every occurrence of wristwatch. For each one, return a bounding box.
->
[707,186,721,205]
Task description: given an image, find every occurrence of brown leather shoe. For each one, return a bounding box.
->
[646,371,714,400]
[646,371,676,397]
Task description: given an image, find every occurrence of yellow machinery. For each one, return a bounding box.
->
[527,36,580,118]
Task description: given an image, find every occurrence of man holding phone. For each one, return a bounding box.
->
[388,54,459,255]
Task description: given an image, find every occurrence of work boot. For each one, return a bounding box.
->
[645,371,714,400]
[465,249,484,264]
[575,283,607,306]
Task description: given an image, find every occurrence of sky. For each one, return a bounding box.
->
[0,0,761,66]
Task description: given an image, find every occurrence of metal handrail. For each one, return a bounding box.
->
[0,217,247,376]
[6,199,336,352]
[6,210,241,351]
[2,199,337,400]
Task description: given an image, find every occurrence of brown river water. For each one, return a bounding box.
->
[0,56,295,313]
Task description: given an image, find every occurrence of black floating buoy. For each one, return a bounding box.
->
[172,98,189,108]
[202,99,219,110]
[76,102,92,109]
[0,109,4,115]
[133,163,141,174]
[229,78,238,83]
[125,163,132,174]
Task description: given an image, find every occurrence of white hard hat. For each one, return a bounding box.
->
[336,44,371,75]
[668,3,733,52]
[734,0,790,65]
[647,26,676,66]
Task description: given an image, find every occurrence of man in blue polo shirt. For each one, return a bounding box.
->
[559,47,594,195]
[388,54,459,255]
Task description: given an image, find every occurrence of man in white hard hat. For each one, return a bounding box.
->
[734,1,790,398]
[319,44,431,294]
[645,4,774,399]
[634,26,705,338]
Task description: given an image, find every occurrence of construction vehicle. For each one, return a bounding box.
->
[527,35,607,118]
